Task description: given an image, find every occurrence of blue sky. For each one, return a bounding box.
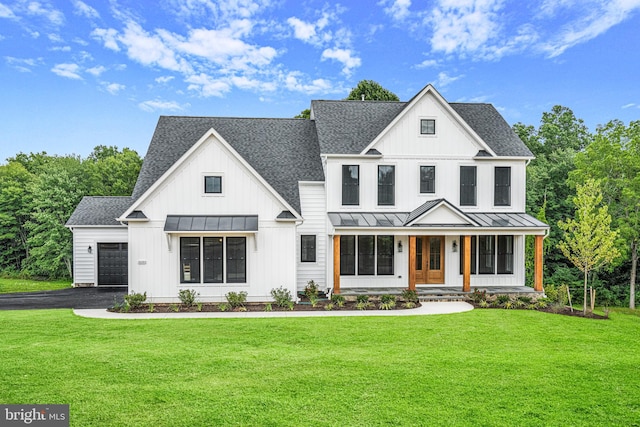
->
[1,0,640,163]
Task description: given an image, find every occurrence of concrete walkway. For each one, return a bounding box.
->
[74,301,473,319]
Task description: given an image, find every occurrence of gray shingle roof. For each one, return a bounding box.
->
[311,100,533,157]
[66,196,131,226]
[131,117,325,214]
[311,100,406,154]
[450,103,534,157]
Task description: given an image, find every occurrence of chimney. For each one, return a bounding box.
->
[361,94,365,101]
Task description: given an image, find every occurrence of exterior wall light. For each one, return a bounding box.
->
[398,241,403,253]
[88,245,92,254]
[452,240,458,252]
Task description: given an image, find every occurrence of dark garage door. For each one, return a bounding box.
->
[97,243,128,287]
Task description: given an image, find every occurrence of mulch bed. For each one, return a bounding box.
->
[468,302,609,319]
[110,300,421,314]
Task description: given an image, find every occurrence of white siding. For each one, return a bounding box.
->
[296,182,327,292]
[127,134,298,302]
[71,227,128,286]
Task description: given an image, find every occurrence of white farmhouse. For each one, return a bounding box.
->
[66,84,549,302]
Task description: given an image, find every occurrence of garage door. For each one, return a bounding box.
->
[97,243,128,287]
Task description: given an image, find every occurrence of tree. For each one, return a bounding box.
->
[0,162,34,271]
[85,146,142,196]
[514,106,593,287]
[24,156,89,278]
[558,180,620,314]
[345,80,399,101]
[294,109,310,119]
[572,120,640,308]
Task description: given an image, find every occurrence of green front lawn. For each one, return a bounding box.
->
[0,309,638,426]
[0,278,72,294]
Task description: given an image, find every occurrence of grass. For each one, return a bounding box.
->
[0,309,639,426]
[0,278,72,294]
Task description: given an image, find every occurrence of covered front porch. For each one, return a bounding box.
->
[339,285,540,299]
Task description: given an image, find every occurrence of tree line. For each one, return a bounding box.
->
[0,146,141,278]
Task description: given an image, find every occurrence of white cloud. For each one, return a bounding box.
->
[0,3,16,19]
[118,21,193,73]
[5,56,41,72]
[138,99,189,112]
[26,1,64,26]
[186,73,231,97]
[287,17,317,42]
[104,82,125,94]
[321,48,361,75]
[415,58,438,68]
[50,46,71,52]
[381,0,412,21]
[622,103,637,109]
[428,0,504,57]
[86,65,106,76]
[51,63,82,79]
[92,28,121,51]
[284,72,337,94]
[539,0,640,57]
[73,0,99,19]
[435,71,463,87]
[155,75,175,84]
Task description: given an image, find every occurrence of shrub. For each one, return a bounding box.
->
[379,294,396,310]
[515,299,527,309]
[401,289,418,303]
[148,303,155,313]
[169,303,180,312]
[309,295,319,307]
[496,295,511,305]
[469,288,487,303]
[503,301,514,310]
[478,300,489,308]
[304,280,319,299]
[356,294,370,304]
[226,291,248,309]
[196,302,203,312]
[271,286,293,308]
[403,301,416,309]
[325,303,334,311]
[331,294,346,307]
[264,303,272,312]
[178,289,199,307]
[356,301,371,310]
[124,291,147,310]
[517,296,532,304]
[219,303,229,312]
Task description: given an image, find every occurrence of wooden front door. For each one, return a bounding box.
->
[414,236,445,284]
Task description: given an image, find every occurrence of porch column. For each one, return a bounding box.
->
[534,235,544,292]
[463,235,471,292]
[333,235,341,294]
[408,236,416,290]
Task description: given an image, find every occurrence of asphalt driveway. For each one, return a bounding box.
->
[0,287,126,310]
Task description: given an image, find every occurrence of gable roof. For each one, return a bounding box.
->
[131,117,325,214]
[311,97,533,157]
[66,196,131,226]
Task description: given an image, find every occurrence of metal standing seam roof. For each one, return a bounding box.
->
[328,211,548,229]
[164,215,259,232]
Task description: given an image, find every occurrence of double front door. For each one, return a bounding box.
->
[414,236,444,284]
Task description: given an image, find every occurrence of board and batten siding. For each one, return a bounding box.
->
[126,134,298,302]
[296,182,327,292]
[71,226,128,286]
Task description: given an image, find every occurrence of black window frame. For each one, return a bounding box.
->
[478,235,495,274]
[420,165,436,194]
[180,237,201,283]
[494,167,511,206]
[377,165,395,206]
[226,237,246,283]
[340,235,356,276]
[358,235,375,275]
[420,119,436,135]
[376,236,394,275]
[342,165,359,206]
[300,235,316,263]
[460,166,477,206]
[203,237,224,283]
[497,235,514,274]
[204,175,222,194]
